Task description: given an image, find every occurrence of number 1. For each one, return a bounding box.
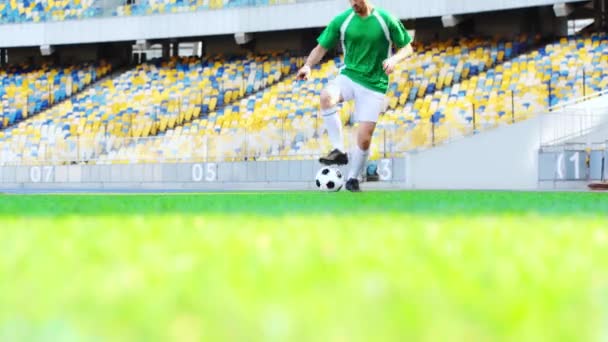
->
[569,152,580,179]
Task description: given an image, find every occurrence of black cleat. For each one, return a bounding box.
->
[319,148,348,165]
[345,178,361,192]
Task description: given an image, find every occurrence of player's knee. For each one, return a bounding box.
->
[358,134,372,150]
[357,126,374,150]
[320,90,333,109]
[359,138,371,150]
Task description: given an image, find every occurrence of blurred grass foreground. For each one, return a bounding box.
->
[0,191,607,341]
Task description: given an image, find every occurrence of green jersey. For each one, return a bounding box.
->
[317,7,412,94]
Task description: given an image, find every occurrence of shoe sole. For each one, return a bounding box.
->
[318,156,349,166]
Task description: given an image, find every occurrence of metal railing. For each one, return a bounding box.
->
[0,126,403,166]
[539,110,608,147]
[539,89,608,146]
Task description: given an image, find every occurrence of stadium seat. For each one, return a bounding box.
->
[0,61,112,130]
[0,0,102,24]
[0,53,301,165]
[0,0,294,24]
[3,34,608,165]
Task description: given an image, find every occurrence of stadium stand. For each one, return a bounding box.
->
[407,32,608,149]
[0,61,112,129]
[94,34,608,164]
[96,56,336,164]
[0,0,303,24]
[113,0,307,16]
[0,0,102,24]
[0,53,302,165]
[1,32,607,166]
[96,35,547,163]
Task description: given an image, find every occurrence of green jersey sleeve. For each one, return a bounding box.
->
[317,17,341,50]
[387,14,412,49]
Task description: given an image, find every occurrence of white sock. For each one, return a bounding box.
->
[348,145,369,180]
[321,107,344,152]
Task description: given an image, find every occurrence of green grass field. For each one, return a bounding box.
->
[1,191,607,342]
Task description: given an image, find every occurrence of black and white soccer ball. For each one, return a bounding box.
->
[315,166,344,192]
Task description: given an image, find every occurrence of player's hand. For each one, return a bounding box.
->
[297,65,311,80]
[382,57,396,75]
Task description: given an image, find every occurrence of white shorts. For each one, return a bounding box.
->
[325,74,387,123]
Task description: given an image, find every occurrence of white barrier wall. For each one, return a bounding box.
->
[0,0,583,48]
[403,93,608,190]
[406,125,603,190]
[0,158,406,191]
[407,117,543,190]
[0,126,598,192]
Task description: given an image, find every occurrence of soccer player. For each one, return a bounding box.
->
[297,0,413,192]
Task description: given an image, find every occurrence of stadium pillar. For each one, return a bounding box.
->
[537,6,567,38]
[162,43,170,59]
[595,0,608,30]
[172,41,179,57]
[132,53,139,65]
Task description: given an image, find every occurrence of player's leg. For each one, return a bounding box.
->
[345,86,386,192]
[318,75,354,165]
[345,121,375,192]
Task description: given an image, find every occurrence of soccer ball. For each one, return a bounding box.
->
[315,166,344,192]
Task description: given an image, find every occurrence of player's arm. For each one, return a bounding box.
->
[391,44,414,63]
[297,45,328,80]
[383,44,413,74]
[382,13,414,75]
[297,16,339,80]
